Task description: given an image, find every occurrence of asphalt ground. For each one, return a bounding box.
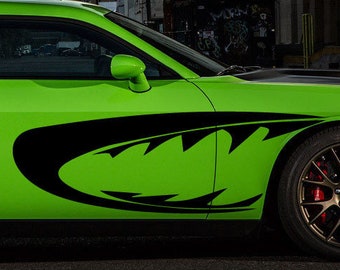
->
[0,235,337,270]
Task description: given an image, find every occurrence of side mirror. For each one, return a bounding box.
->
[110,54,151,93]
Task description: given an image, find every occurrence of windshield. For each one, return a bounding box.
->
[106,12,227,77]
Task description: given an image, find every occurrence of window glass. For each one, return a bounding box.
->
[106,12,227,76]
[0,20,173,79]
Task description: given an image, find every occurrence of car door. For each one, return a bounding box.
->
[0,17,216,220]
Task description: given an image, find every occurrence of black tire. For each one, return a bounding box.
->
[278,126,340,259]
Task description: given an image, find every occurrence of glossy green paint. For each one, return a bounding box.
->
[1,0,340,222]
[110,55,151,92]
[0,79,215,219]
[192,75,340,116]
[191,76,340,219]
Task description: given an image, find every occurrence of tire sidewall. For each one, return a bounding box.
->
[278,127,340,258]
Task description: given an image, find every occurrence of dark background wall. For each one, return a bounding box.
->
[166,0,275,66]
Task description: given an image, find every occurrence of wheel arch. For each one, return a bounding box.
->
[262,120,340,230]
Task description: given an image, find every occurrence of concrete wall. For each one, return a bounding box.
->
[323,0,340,45]
[276,0,340,46]
[276,0,293,44]
[276,0,303,44]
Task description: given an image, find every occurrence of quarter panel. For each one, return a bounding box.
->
[192,76,339,220]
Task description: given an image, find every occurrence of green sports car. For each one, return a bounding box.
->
[2,0,340,258]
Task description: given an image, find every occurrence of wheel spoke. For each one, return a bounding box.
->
[294,142,340,248]
[327,218,340,242]
[331,147,340,167]
[308,207,327,225]
[301,200,327,207]
[312,161,336,187]
[301,178,334,188]
[301,198,335,225]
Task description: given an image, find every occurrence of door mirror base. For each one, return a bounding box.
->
[110,54,151,92]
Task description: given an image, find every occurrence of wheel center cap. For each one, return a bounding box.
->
[335,188,340,195]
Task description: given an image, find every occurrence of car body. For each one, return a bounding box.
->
[1,0,340,258]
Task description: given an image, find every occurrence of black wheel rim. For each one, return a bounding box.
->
[299,145,340,246]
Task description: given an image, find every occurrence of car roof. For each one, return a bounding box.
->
[0,0,110,16]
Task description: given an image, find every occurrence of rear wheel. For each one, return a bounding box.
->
[278,126,340,259]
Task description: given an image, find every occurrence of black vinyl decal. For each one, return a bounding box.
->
[13,112,321,213]
[102,190,262,209]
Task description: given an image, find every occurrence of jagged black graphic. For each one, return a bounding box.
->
[103,189,226,208]
[102,190,262,209]
[13,112,321,213]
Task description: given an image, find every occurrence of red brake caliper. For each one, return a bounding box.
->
[311,161,327,223]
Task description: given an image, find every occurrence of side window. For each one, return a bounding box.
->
[0,20,173,79]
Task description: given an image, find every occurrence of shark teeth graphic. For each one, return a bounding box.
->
[102,189,226,208]
[102,189,262,210]
[13,112,322,213]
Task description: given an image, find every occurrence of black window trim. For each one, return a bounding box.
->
[0,15,180,80]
